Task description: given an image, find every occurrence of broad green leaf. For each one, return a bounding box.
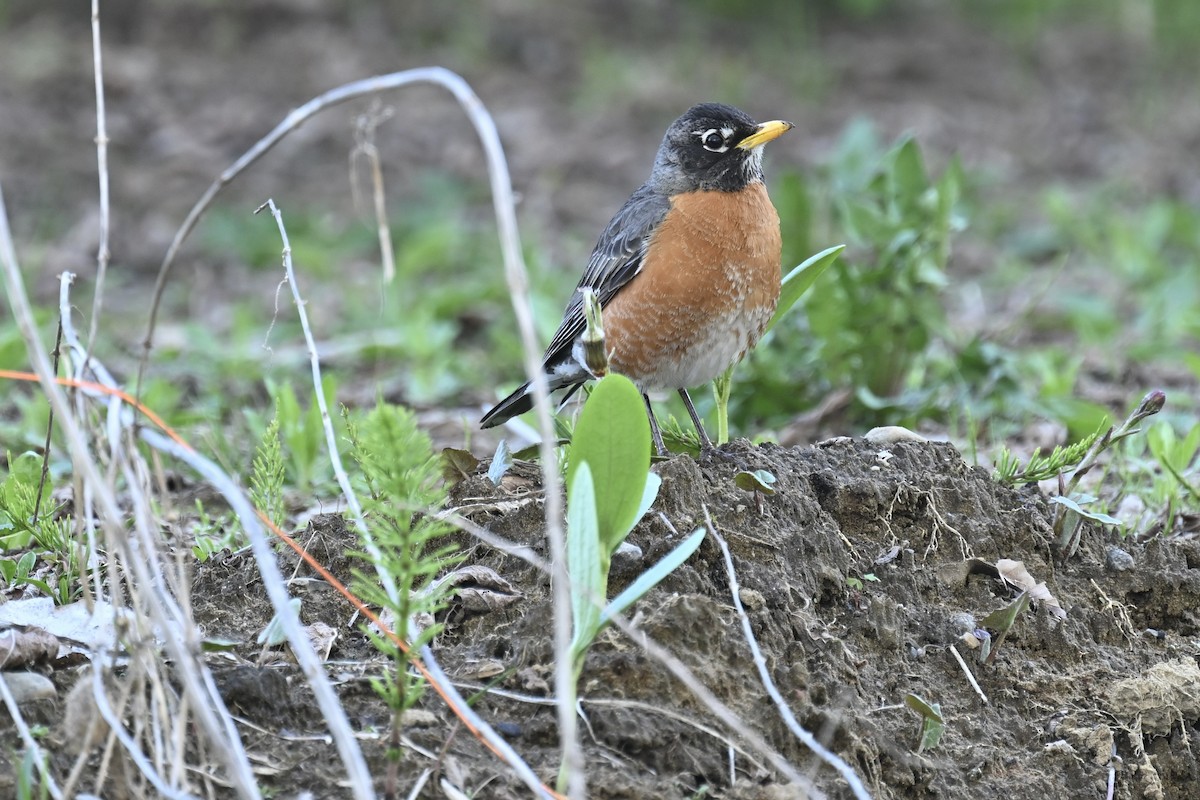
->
[600,528,706,627]
[567,374,651,556]
[904,693,945,753]
[1050,495,1122,526]
[567,463,603,664]
[891,138,928,201]
[734,470,777,495]
[767,244,846,333]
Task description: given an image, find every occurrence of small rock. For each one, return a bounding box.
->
[610,542,644,576]
[738,588,766,611]
[0,671,56,704]
[399,709,439,728]
[864,426,926,444]
[1105,546,1135,572]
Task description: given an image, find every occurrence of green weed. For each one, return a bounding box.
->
[346,402,462,789]
[738,123,964,429]
[561,374,704,789]
[0,451,80,604]
[249,414,286,530]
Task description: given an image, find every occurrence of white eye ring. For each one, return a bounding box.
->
[697,128,730,153]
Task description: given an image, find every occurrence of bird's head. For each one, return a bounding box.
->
[650,102,793,194]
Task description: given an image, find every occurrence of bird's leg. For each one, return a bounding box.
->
[642,393,668,456]
[678,389,716,452]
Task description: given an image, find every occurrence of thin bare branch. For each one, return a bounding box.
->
[87,0,111,348]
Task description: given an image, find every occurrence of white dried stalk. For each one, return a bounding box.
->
[0,186,262,799]
[706,509,872,800]
[87,0,111,348]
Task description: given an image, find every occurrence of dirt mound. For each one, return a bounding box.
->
[170,438,1200,798]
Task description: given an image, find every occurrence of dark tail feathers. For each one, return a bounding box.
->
[480,374,588,429]
[479,382,534,429]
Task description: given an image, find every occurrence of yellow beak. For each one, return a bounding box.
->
[737,120,795,150]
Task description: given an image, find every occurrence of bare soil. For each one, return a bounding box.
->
[117,440,1200,797]
[2,2,1199,799]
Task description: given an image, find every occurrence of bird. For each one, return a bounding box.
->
[481,102,793,455]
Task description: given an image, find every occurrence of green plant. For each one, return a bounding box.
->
[256,376,339,494]
[346,402,461,794]
[1053,390,1166,556]
[1147,419,1200,501]
[995,423,1104,485]
[191,499,243,562]
[14,746,50,800]
[735,123,963,429]
[1110,418,1200,538]
[250,414,286,530]
[562,373,704,790]
[0,451,80,604]
[977,591,1030,665]
[904,693,945,753]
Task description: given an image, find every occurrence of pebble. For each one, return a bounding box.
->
[1105,546,1135,572]
[610,542,644,576]
[738,588,766,611]
[0,671,56,704]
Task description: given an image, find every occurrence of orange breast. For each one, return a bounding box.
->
[602,183,782,390]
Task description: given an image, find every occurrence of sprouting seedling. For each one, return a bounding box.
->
[1054,390,1165,556]
[904,693,945,753]
[734,469,777,514]
[561,373,704,791]
[978,590,1030,665]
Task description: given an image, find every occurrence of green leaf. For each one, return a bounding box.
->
[891,138,928,200]
[600,528,706,627]
[904,693,945,753]
[767,245,846,333]
[567,374,651,556]
[1050,495,1122,526]
[734,470,777,495]
[980,591,1030,633]
[567,462,603,665]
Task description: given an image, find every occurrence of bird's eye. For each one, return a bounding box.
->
[702,130,726,151]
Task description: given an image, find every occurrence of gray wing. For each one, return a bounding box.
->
[541,184,671,370]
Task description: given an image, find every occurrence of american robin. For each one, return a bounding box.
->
[481,103,793,455]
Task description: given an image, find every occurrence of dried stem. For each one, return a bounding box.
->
[87,0,112,349]
[0,185,262,799]
[706,508,872,800]
[31,320,64,525]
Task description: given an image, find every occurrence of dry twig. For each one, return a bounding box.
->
[705,508,872,800]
